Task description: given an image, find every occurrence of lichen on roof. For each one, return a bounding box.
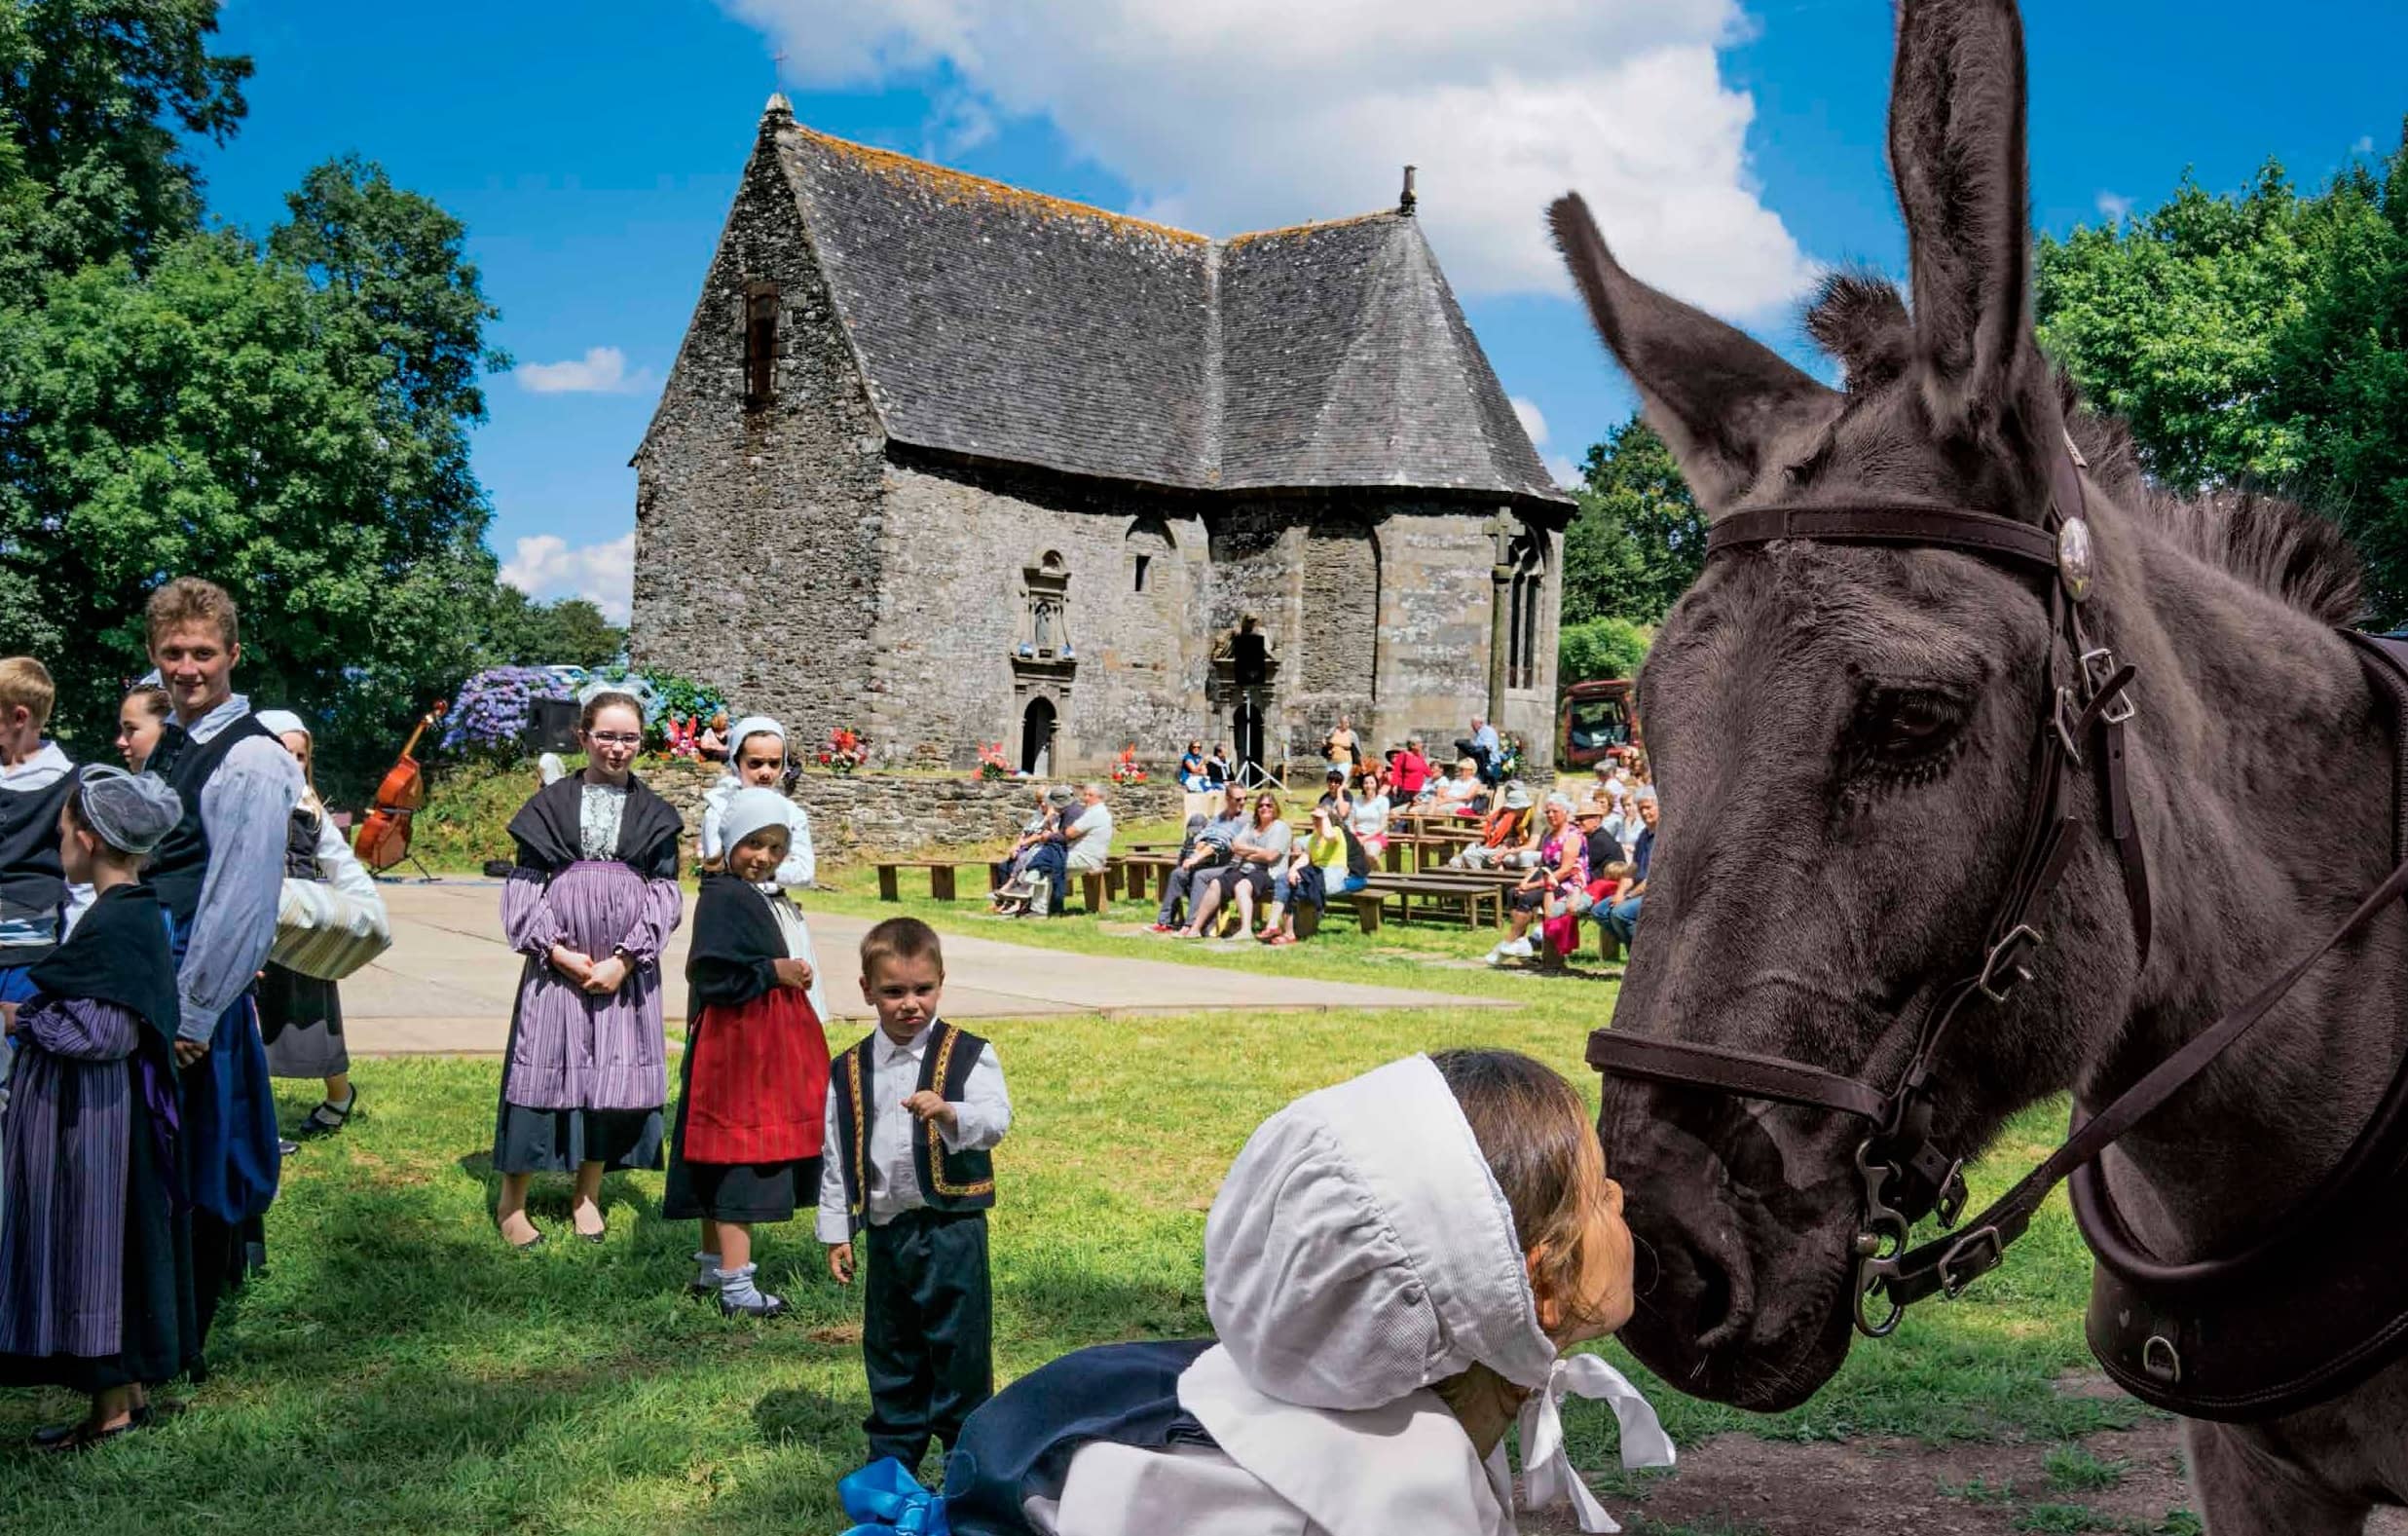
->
[789,125,1209,246]
[1223,209,1403,249]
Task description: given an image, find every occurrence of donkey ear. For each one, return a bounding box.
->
[1549,194,1834,513]
[1889,0,2047,432]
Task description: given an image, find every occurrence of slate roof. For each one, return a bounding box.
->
[764,107,1565,507]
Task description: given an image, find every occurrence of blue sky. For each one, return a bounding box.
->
[194,0,2408,619]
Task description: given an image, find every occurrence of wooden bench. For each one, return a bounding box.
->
[1109,853,1183,903]
[873,859,1003,902]
[1350,877,1501,932]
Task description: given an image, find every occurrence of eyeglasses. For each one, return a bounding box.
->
[587,731,642,747]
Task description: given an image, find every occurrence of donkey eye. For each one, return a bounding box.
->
[1849,687,1969,771]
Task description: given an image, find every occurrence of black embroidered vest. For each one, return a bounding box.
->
[144,711,274,925]
[833,1019,997,1237]
[0,768,75,965]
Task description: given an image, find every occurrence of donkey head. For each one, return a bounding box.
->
[1561,0,2138,1408]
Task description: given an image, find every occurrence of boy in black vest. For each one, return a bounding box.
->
[818,917,1013,1478]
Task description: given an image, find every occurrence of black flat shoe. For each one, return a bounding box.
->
[685,1280,719,1299]
[501,1224,546,1252]
[575,1225,607,1245]
[719,1292,789,1320]
[294,1093,355,1140]
[29,1416,142,1453]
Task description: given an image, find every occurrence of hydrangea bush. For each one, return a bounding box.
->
[442,666,574,758]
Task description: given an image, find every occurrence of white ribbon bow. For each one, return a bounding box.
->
[1488,1355,1677,1533]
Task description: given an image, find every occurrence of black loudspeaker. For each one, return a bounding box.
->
[526,696,581,753]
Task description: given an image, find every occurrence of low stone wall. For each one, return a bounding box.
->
[640,763,1186,863]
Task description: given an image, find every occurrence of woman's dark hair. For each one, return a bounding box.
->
[579,691,644,732]
[1429,1048,1621,1332]
[122,684,170,722]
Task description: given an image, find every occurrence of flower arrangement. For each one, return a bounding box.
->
[1109,745,1146,785]
[818,727,868,774]
[975,741,1011,780]
[1494,732,1528,782]
[441,666,574,759]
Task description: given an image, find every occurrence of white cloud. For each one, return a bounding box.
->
[2355,134,2378,156]
[729,0,1815,316]
[515,346,648,395]
[1545,453,1581,490]
[1510,394,1549,448]
[501,533,636,622]
[2095,190,2133,223]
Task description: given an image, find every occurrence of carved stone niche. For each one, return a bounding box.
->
[1014,550,1075,666]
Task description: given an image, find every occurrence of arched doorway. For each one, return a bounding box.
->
[1019,697,1056,776]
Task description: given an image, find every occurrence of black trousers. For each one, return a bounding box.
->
[861,1208,992,1473]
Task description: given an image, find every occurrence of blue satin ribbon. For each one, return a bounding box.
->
[836,1458,950,1535]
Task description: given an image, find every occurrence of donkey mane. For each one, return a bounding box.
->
[1801,273,2366,626]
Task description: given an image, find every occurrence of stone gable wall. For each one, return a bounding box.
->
[629,127,887,744]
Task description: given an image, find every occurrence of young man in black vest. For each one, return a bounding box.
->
[139,578,302,1355]
[818,917,1014,1479]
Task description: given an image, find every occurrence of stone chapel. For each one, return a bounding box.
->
[629,96,1571,777]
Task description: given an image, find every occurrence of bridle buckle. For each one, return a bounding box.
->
[2081,647,2137,726]
[1939,1226,2005,1299]
[1978,923,2041,1003]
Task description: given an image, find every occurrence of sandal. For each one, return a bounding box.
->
[1265,933,1299,948]
[28,1415,143,1454]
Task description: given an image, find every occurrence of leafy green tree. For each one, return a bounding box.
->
[1558,616,1650,684]
[0,0,249,288]
[1563,415,1706,626]
[478,584,625,669]
[2037,125,2408,623]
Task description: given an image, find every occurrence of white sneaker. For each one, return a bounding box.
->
[1500,937,1535,959]
[1485,944,1510,966]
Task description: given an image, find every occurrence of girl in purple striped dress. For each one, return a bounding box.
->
[492,693,684,1250]
[0,767,195,1451]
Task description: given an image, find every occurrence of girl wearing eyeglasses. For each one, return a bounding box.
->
[491,692,685,1249]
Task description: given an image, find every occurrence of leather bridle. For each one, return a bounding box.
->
[1586,428,2408,1338]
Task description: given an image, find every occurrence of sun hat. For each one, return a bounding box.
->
[1199,1056,1674,1529]
[1501,783,1535,811]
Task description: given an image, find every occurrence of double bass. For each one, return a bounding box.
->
[353,701,446,874]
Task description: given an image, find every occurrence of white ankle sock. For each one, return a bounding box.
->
[694,1250,722,1286]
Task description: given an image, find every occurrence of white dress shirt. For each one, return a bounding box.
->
[174,694,305,1043]
[816,1020,1012,1242]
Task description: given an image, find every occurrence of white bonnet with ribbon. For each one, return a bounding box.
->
[719,787,794,858]
[1201,1053,1674,1532]
[726,715,787,762]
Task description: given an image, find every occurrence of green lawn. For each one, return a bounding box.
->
[0,863,2139,1533]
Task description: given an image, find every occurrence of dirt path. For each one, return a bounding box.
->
[1526,1406,2408,1535]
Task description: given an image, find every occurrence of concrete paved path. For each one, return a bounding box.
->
[338,880,1500,1055]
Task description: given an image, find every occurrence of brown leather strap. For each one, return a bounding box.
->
[1708,504,2062,574]
[1584,1031,1890,1123]
[1881,845,2408,1308]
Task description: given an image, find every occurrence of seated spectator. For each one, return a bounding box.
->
[995,786,1076,916]
[1449,783,1538,871]
[1566,801,1632,928]
[1389,735,1431,800]
[1204,742,1233,787]
[1174,793,1288,940]
[696,711,730,762]
[1487,793,1591,965]
[1151,785,1247,932]
[1592,759,1631,812]
[1063,782,1115,877]
[991,784,1057,900]
[1347,764,1391,859]
[1256,804,1367,945]
[1433,758,1484,814]
[1453,715,1504,784]
[1599,791,1656,954]
[1178,740,1210,791]
[1314,766,1352,819]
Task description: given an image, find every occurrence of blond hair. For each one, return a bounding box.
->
[0,657,56,730]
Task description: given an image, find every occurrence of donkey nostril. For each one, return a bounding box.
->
[1692,1257,1733,1341]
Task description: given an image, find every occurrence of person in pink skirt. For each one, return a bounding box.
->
[491,692,684,1249]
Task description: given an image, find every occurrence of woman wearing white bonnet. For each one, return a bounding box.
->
[848,1049,1673,1536]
